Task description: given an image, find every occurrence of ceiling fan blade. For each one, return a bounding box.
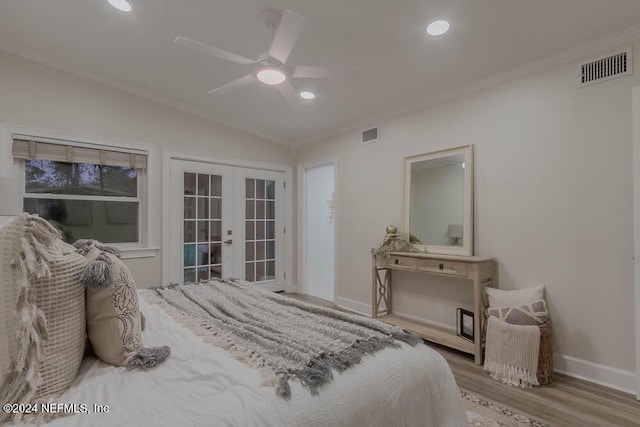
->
[275,80,299,102]
[268,10,307,64]
[292,65,361,79]
[174,36,256,66]
[208,73,256,95]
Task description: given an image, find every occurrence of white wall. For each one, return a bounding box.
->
[0,50,293,288]
[296,41,640,389]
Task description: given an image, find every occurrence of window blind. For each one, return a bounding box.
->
[12,135,147,169]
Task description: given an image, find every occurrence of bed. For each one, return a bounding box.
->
[1,217,466,426]
[32,289,467,427]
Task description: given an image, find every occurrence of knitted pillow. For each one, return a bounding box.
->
[0,214,86,424]
[75,240,169,368]
[487,299,549,326]
[0,216,23,391]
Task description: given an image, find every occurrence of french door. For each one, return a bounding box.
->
[168,160,285,291]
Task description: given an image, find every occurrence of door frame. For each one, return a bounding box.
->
[297,158,338,302]
[162,151,293,292]
[632,87,640,399]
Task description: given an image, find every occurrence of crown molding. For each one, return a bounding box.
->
[0,43,293,149]
[295,23,640,147]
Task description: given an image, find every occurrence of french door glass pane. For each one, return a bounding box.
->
[211,176,222,197]
[198,174,209,196]
[184,268,196,283]
[245,221,254,240]
[184,245,195,267]
[210,199,221,219]
[184,172,223,283]
[184,173,196,195]
[245,178,276,283]
[197,198,209,219]
[184,198,196,219]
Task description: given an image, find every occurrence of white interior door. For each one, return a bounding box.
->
[302,163,335,302]
[169,160,285,291]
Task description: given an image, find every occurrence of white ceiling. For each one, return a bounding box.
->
[2,0,640,146]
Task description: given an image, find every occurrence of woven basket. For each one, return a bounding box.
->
[483,309,553,385]
[537,321,553,385]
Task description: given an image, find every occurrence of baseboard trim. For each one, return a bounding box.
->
[335,296,637,395]
[335,297,372,316]
[554,354,636,395]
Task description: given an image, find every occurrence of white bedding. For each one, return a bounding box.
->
[36,293,467,427]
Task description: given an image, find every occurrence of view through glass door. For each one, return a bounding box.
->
[169,160,285,291]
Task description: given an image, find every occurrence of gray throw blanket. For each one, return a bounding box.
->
[150,280,421,398]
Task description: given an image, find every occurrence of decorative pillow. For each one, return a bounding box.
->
[487,299,549,325]
[0,216,23,389]
[0,214,86,424]
[486,284,544,308]
[75,240,169,368]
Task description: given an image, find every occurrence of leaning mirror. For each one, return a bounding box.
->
[403,145,473,256]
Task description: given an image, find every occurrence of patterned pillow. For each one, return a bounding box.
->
[75,240,169,368]
[487,299,549,326]
[0,214,86,424]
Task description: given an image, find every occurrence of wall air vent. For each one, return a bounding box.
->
[362,126,379,144]
[578,48,632,87]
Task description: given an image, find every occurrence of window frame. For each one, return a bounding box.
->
[18,159,146,248]
[1,123,158,259]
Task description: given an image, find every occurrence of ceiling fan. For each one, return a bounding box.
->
[174,9,359,100]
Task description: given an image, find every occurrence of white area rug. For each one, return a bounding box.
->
[462,390,551,427]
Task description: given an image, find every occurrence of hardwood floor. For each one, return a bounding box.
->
[441,344,640,426]
[286,292,640,427]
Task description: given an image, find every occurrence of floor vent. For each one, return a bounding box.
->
[362,126,379,144]
[579,48,632,87]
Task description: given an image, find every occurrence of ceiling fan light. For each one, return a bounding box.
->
[300,91,315,100]
[256,68,287,86]
[427,19,450,36]
[107,0,132,12]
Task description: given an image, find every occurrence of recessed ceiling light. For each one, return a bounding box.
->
[427,19,450,36]
[256,67,287,86]
[300,91,315,100]
[108,0,132,12]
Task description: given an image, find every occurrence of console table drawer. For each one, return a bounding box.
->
[417,259,468,277]
[389,256,417,269]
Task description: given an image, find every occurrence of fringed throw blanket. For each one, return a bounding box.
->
[484,317,540,387]
[148,280,421,398]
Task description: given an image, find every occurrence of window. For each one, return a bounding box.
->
[13,135,148,246]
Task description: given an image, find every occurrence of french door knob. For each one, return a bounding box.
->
[224,239,233,245]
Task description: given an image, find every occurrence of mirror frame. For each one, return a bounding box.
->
[403,144,474,256]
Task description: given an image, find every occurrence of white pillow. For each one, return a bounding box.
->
[486,284,544,308]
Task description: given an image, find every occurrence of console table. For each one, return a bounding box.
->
[372,251,496,365]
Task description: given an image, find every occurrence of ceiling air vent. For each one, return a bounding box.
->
[362,126,379,144]
[578,48,632,87]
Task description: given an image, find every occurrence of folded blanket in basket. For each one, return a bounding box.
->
[484,316,540,387]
